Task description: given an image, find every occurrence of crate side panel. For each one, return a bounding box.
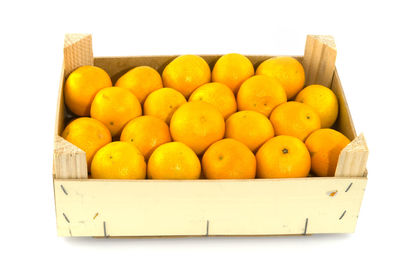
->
[93,55,302,84]
[54,178,366,237]
[331,69,356,140]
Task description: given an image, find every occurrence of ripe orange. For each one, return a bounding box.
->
[256,56,305,99]
[256,135,311,178]
[120,115,171,160]
[211,53,254,94]
[143,87,187,124]
[305,128,351,176]
[64,65,112,116]
[295,85,339,128]
[162,55,211,98]
[170,101,225,155]
[61,117,111,170]
[115,66,163,104]
[225,110,274,152]
[189,82,237,119]
[147,142,201,180]
[90,87,142,136]
[237,75,287,117]
[270,101,321,141]
[202,138,256,179]
[91,141,146,179]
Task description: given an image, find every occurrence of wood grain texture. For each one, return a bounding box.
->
[335,134,369,177]
[63,33,93,77]
[53,136,87,179]
[54,177,367,237]
[303,35,337,87]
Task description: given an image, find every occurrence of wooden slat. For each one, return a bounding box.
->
[330,69,357,140]
[54,177,367,237]
[335,134,369,177]
[303,35,337,87]
[53,136,88,179]
[63,33,93,77]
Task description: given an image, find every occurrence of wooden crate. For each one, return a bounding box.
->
[53,34,368,237]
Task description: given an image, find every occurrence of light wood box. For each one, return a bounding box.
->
[53,34,368,237]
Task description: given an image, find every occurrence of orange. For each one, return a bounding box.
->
[90,87,142,137]
[61,117,112,170]
[64,65,112,116]
[237,75,287,117]
[295,85,339,128]
[147,142,201,180]
[256,135,311,178]
[270,101,321,141]
[305,128,351,177]
[91,141,146,179]
[115,66,163,103]
[120,115,171,160]
[189,82,237,119]
[143,88,187,124]
[162,55,211,98]
[225,110,274,152]
[202,138,256,179]
[211,53,254,94]
[256,56,305,99]
[170,101,225,155]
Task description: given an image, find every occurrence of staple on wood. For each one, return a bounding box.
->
[63,213,70,223]
[339,210,347,220]
[303,218,309,235]
[345,183,353,192]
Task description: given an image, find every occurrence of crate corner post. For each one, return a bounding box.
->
[303,35,337,88]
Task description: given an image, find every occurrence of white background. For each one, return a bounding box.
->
[0,0,399,265]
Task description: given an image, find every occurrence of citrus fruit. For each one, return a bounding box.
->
[305,128,351,176]
[115,66,163,103]
[61,117,112,170]
[189,82,237,119]
[64,65,112,116]
[143,87,187,124]
[90,86,142,136]
[295,84,339,128]
[211,53,254,94]
[170,101,225,155]
[162,55,211,98]
[237,75,287,117]
[91,141,146,179]
[120,115,171,160]
[256,135,311,178]
[147,142,201,180]
[256,56,305,99]
[270,101,321,141]
[225,110,274,152]
[202,138,256,179]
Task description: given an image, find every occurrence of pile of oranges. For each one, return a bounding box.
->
[62,54,350,180]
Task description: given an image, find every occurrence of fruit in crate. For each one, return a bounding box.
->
[295,84,339,128]
[305,128,350,176]
[147,142,201,180]
[237,75,287,117]
[143,87,187,124]
[211,53,254,94]
[162,55,211,98]
[189,82,237,119]
[90,86,142,136]
[170,101,225,155]
[225,110,274,152]
[115,66,163,104]
[256,56,305,99]
[61,117,111,171]
[91,141,146,179]
[270,101,321,141]
[120,115,171,160]
[256,135,311,178]
[202,138,256,179]
[64,65,112,116]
